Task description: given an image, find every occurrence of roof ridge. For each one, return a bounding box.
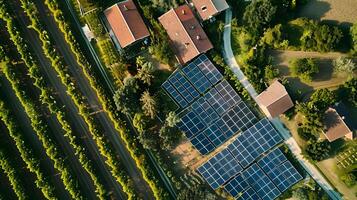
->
[116,2,136,42]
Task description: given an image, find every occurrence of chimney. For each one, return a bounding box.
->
[182,9,186,15]
[196,35,201,40]
[123,5,128,11]
[342,116,345,120]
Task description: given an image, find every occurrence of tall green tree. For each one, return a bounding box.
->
[290,58,319,82]
[114,77,140,115]
[140,91,157,119]
[137,61,155,86]
[243,0,277,34]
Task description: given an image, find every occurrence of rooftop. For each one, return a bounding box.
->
[158,5,213,64]
[256,80,294,118]
[191,0,229,21]
[104,0,150,48]
[323,107,353,142]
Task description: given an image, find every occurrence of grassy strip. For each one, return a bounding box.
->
[16,0,137,198]
[45,0,169,198]
[0,5,109,199]
[0,149,29,200]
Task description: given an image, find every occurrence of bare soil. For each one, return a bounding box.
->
[298,0,357,28]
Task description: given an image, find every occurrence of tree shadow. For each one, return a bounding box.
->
[313,59,334,82]
[298,0,331,20]
[285,77,314,102]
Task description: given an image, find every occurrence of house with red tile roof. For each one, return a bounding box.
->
[323,103,355,142]
[158,5,213,64]
[256,80,294,119]
[104,0,150,49]
[191,0,229,21]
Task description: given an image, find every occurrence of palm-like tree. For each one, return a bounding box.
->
[140,91,157,119]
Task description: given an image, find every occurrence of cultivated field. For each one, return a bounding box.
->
[298,0,357,27]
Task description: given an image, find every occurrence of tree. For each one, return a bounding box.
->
[159,125,181,150]
[304,140,331,161]
[137,61,155,85]
[111,62,127,81]
[165,111,180,127]
[264,65,280,80]
[140,91,157,119]
[113,77,140,115]
[351,22,357,54]
[308,88,336,111]
[339,78,357,106]
[341,172,356,187]
[290,58,319,82]
[292,188,308,200]
[333,57,356,75]
[243,0,277,34]
[261,24,288,48]
[133,112,147,133]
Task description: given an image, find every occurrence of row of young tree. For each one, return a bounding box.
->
[13,0,138,198]
[44,0,170,198]
[0,5,111,199]
[0,148,29,200]
[0,54,81,199]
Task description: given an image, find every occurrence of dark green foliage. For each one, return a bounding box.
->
[243,0,277,34]
[341,172,356,187]
[289,58,319,82]
[292,187,308,200]
[338,78,357,106]
[297,127,317,141]
[350,22,357,54]
[304,140,331,161]
[140,91,157,119]
[264,65,280,80]
[114,77,140,115]
[261,24,289,48]
[177,184,217,200]
[297,89,336,137]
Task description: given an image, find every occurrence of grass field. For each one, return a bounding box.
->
[269,49,353,99]
[298,0,357,27]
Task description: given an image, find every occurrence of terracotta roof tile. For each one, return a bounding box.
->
[159,5,213,64]
[104,0,149,48]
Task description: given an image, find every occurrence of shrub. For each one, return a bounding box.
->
[290,58,319,82]
[304,140,331,161]
[333,56,356,75]
[341,172,356,187]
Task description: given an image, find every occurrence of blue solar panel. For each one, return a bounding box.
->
[190,132,215,155]
[193,54,223,85]
[215,80,242,107]
[237,187,260,200]
[162,81,188,108]
[203,124,227,147]
[191,97,219,126]
[178,110,206,138]
[224,174,250,197]
[242,164,281,200]
[204,88,231,115]
[169,71,199,104]
[216,101,257,138]
[267,161,302,193]
[257,148,287,173]
[182,63,212,93]
[227,118,283,168]
[197,149,243,189]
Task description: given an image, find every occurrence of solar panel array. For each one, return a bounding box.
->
[193,54,223,85]
[227,118,283,168]
[162,55,259,155]
[258,149,302,193]
[197,149,243,189]
[242,164,281,200]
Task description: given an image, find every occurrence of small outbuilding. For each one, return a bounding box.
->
[323,103,355,142]
[104,0,150,49]
[191,0,229,21]
[256,80,294,119]
[158,5,213,64]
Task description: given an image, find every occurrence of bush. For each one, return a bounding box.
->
[264,65,280,80]
[351,22,357,54]
[304,140,331,161]
[290,58,319,82]
[333,56,356,75]
[341,172,356,187]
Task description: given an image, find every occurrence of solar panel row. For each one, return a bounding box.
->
[182,63,212,93]
[193,54,223,85]
[169,72,199,104]
[257,148,287,173]
[227,118,283,168]
[197,149,243,189]
[162,81,188,108]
